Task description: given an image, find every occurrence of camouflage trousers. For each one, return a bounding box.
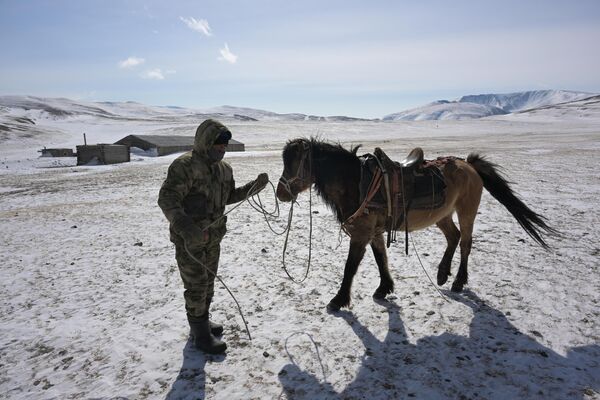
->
[174,239,221,318]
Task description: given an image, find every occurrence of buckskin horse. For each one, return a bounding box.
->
[276,138,558,311]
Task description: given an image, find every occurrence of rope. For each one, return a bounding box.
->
[180,179,287,342]
[180,175,315,340]
[284,332,328,382]
[277,330,330,400]
[408,232,449,302]
[276,142,315,284]
[280,180,314,284]
[183,241,253,340]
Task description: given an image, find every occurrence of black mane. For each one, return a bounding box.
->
[283,137,362,222]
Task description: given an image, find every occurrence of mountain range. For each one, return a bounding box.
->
[382,90,596,121]
[1,90,598,139]
[0,96,370,125]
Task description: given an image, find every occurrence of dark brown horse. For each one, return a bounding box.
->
[276,138,558,311]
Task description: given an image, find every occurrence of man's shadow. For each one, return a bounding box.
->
[279,291,599,399]
[166,339,226,400]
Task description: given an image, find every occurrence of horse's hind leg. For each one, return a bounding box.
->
[328,239,368,311]
[451,206,479,293]
[371,233,394,300]
[436,215,460,286]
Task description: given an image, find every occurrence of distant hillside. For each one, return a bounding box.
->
[383,90,597,121]
[498,94,600,121]
[0,96,371,126]
[459,90,595,113]
[382,100,507,121]
[0,96,376,145]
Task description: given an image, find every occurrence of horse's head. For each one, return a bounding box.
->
[277,138,313,202]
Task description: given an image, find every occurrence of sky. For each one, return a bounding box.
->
[1,0,599,118]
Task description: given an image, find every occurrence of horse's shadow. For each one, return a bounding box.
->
[279,292,599,399]
[165,339,226,400]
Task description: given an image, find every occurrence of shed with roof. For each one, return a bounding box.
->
[114,135,245,156]
[38,147,75,157]
[76,144,130,165]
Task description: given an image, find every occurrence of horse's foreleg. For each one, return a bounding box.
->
[371,234,394,300]
[436,215,460,286]
[328,239,368,311]
[452,209,477,293]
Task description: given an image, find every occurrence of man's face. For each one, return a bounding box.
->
[208,143,227,161]
[213,144,227,153]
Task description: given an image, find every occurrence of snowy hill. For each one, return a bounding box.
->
[459,90,596,113]
[499,94,600,121]
[0,96,370,127]
[383,90,597,121]
[382,100,507,121]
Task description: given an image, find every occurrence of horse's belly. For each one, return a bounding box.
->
[400,203,455,232]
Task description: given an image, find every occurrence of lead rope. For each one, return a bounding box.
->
[182,180,289,341]
[183,175,315,340]
[278,153,314,283]
[183,241,253,340]
[280,183,313,283]
[408,232,449,302]
[277,331,329,400]
[284,332,328,381]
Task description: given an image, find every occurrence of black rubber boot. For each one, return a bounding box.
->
[206,298,224,336]
[209,319,224,337]
[187,314,227,354]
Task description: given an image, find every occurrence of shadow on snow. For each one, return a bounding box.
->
[165,339,226,400]
[278,291,599,399]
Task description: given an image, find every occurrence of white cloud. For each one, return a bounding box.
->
[118,57,145,69]
[141,68,165,80]
[218,43,238,64]
[180,16,212,36]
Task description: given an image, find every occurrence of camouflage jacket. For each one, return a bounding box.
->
[158,120,255,242]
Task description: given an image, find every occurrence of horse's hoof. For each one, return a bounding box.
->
[451,282,464,293]
[437,274,449,286]
[327,295,348,312]
[373,289,393,300]
[327,301,341,312]
[373,291,387,300]
[373,281,394,299]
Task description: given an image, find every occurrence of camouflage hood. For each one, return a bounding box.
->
[193,119,231,157]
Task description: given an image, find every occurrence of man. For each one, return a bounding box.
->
[158,119,268,354]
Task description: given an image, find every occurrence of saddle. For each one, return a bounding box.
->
[351,147,446,252]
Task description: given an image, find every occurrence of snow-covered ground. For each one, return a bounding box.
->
[1,108,599,399]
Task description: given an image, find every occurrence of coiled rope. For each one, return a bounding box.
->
[182,177,315,340]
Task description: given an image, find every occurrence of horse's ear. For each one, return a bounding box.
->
[351,144,363,155]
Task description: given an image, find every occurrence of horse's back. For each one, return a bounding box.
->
[403,158,483,231]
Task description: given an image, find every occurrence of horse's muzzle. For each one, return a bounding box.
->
[276,181,294,202]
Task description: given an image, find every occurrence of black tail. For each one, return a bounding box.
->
[467,153,559,249]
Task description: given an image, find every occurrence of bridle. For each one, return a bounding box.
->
[278,141,312,199]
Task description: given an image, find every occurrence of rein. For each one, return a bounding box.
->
[183,177,305,341]
[278,143,314,284]
[183,146,317,340]
[182,179,268,342]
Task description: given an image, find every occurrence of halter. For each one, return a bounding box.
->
[278,141,312,198]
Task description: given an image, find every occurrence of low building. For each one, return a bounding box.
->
[39,147,75,157]
[76,144,130,165]
[114,134,245,156]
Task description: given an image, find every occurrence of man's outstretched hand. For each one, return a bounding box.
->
[254,172,269,193]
